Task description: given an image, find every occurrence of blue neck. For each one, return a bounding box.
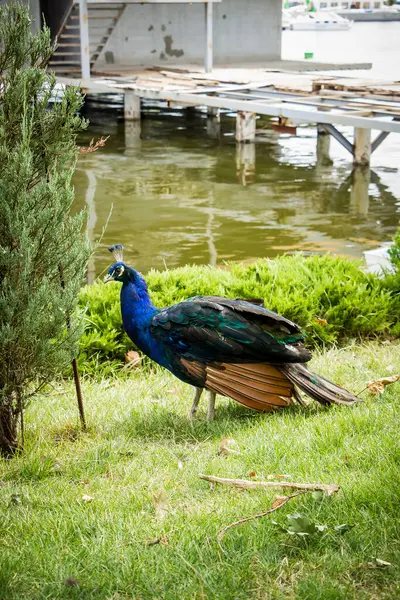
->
[119,272,161,360]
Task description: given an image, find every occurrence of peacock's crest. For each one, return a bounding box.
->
[108,244,124,262]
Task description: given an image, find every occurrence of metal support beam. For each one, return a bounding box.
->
[205,1,213,73]
[371,130,390,154]
[318,123,354,155]
[79,0,90,80]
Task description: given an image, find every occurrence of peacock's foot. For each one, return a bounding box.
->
[207,391,216,421]
[189,387,203,419]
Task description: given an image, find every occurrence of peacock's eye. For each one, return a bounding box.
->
[115,266,124,277]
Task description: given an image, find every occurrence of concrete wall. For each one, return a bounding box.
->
[0,0,42,33]
[94,0,282,69]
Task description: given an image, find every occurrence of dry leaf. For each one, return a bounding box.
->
[81,494,94,502]
[145,535,169,546]
[0,481,7,487]
[367,374,400,395]
[218,437,241,456]
[153,489,169,519]
[65,577,79,588]
[249,471,257,477]
[271,495,287,509]
[313,318,327,326]
[124,351,142,369]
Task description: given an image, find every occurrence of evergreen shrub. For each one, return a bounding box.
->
[0,3,89,454]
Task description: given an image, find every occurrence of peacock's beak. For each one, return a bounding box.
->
[103,273,114,283]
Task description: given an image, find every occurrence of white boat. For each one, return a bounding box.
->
[288,10,353,29]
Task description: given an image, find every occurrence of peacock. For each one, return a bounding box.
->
[104,245,359,419]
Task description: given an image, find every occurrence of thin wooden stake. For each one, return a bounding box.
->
[72,358,86,430]
[59,264,86,430]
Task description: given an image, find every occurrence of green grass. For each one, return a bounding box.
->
[1,342,400,599]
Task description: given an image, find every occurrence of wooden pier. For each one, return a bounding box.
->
[59,67,400,167]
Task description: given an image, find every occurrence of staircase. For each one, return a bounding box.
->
[49,2,125,77]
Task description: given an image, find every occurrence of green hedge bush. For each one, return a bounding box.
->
[78,254,399,374]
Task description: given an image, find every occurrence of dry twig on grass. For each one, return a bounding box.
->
[199,474,339,496]
[79,136,109,154]
[217,490,308,541]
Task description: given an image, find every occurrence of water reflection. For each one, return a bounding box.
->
[73,108,399,278]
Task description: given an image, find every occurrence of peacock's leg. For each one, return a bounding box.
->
[207,391,216,421]
[189,387,203,418]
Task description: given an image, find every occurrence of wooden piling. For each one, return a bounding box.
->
[354,128,371,166]
[236,142,255,185]
[316,125,333,166]
[207,107,220,119]
[124,120,141,154]
[236,111,256,143]
[350,166,370,215]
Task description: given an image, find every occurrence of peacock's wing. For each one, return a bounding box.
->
[150,297,311,365]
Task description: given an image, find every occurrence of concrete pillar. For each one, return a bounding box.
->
[79,0,90,80]
[236,143,256,186]
[354,128,371,166]
[124,121,141,155]
[236,112,256,143]
[350,166,370,215]
[30,0,41,33]
[316,125,333,167]
[205,1,213,73]
[124,92,141,121]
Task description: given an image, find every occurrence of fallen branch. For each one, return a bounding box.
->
[79,136,109,154]
[199,474,339,496]
[217,490,308,541]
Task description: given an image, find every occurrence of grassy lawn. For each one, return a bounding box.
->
[1,342,400,599]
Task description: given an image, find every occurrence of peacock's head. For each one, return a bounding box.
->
[104,261,130,283]
[104,245,132,283]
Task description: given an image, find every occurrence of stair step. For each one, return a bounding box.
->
[71,14,118,20]
[52,51,80,56]
[57,43,81,47]
[49,60,82,65]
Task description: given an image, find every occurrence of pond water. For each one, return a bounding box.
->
[73,22,400,279]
